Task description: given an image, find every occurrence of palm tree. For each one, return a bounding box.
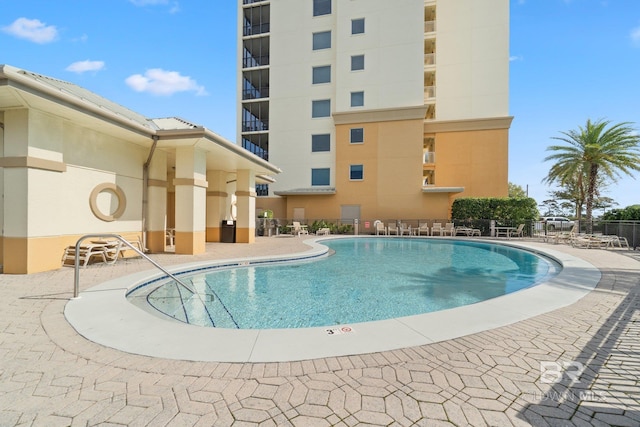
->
[543,119,640,232]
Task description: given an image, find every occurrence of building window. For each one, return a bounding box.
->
[312,99,331,118]
[350,128,364,143]
[350,91,364,107]
[351,55,364,71]
[313,0,331,16]
[312,134,330,152]
[312,168,330,186]
[312,65,331,84]
[312,31,331,50]
[351,18,365,35]
[350,165,364,180]
[256,184,269,196]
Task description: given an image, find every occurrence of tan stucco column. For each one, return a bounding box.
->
[235,169,256,243]
[2,110,30,274]
[146,151,168,253]
[205,170,228,242]
[174,147,207,254]
[1,109,66,274]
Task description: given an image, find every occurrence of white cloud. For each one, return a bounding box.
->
[1,17,58,44]
[66,60,105,73]
[510,55,524,62]
[631,26,640,46]
[125,69,207,96]
[72,34,89,43]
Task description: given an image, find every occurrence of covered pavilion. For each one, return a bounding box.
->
[0,64,281,274]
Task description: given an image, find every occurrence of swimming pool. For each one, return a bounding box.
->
[126,238,560,329]
[66,237,600,362]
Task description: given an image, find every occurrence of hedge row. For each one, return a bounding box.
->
[602,206,640,221]
[452,197,539,226]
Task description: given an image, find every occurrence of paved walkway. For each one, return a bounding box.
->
[0,237,638,426]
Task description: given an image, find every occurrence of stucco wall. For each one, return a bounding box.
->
[435,0,510,120]
[2,108,148,273]
[281,120,508,222]
[0,111,4,268]
[268,0,425,195]
[435,128,509,197]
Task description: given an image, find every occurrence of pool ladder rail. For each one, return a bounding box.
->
[71,233,197,299]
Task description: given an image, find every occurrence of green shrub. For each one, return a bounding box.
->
[452,197,539,226]
[602,205,640,221]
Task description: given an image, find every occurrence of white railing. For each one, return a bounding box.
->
[71,233,194,299]
[424,20,436,33]
[424,86,436,99]
[423,151,435,163]
[424,53,435,66]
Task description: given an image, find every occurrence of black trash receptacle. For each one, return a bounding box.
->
[221,220,236,243]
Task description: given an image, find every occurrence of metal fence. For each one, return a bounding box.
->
[589,220,640,250]
[255,217,640,249]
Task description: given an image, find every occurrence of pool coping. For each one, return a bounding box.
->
[64,237,600,363]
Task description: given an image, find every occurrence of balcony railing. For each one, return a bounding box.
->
[423,151,435,164]
[244,0,267,4]
[243,54,270,68]
[424,53,435,67]
[425,105,436,120]
[243,23,270,37]
[242,120,269,132]
[242,141,269,161]
[424,86,435,99]
[424,20,436,33]
[243,87,270,100]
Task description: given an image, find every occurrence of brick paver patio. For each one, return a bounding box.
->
[0,237,638,426]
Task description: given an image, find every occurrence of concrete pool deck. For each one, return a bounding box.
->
[65,237,600,363]
[1,236,639,425]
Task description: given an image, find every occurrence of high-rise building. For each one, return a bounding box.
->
[238,0,512,223]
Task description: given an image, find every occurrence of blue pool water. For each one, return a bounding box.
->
[127,238,560,329]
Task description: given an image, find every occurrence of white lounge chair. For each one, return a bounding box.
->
[387,222,399,235]
[431,223,443,236]
[416,223,430,236]
[166,228,175,246]
[508,224,525,238]
[399,223,412,236]
[442,223,455,236]
[375,221,387,236]
[292,221,309,236]
[613,236,630,249]
[316,227,330,236]
[62,240,121,267]
[573,234,607,249]
[554,223,579,245]
[454,226,477,236]
[101,240,122,264]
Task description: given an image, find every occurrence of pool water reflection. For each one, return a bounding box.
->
[127,238,560,329]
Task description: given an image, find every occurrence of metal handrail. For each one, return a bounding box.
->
[72,233,194,299]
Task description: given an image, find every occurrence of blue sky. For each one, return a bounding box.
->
[2,0,639,212]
